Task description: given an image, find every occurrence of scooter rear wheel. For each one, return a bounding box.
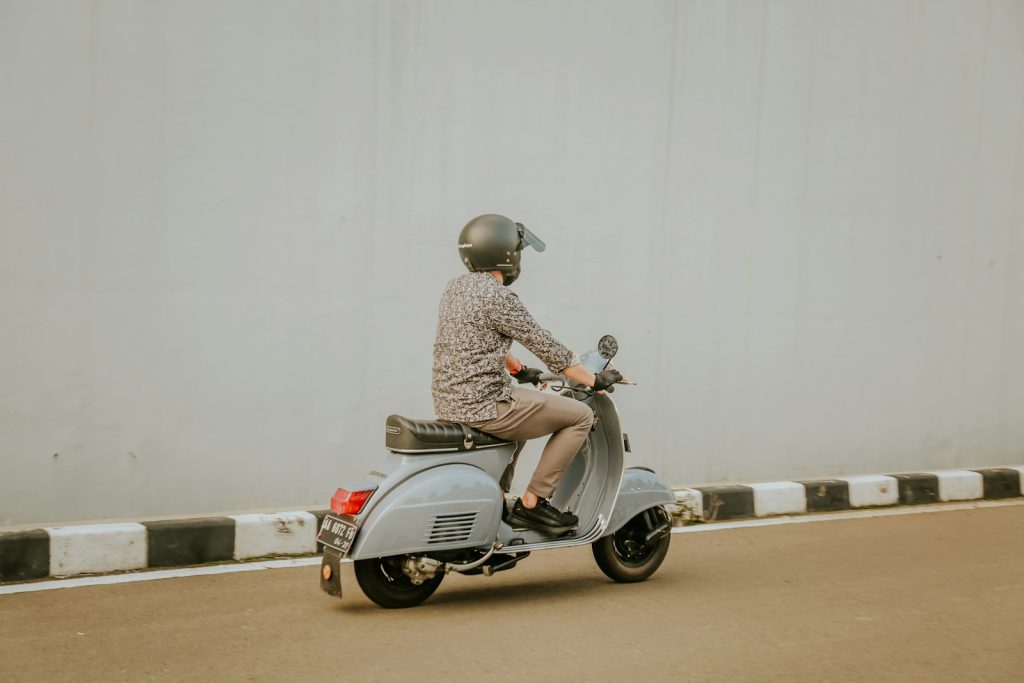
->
[353,555,445,609]
[592,506,671,583]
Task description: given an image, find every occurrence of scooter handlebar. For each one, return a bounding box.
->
[536,372,637,388]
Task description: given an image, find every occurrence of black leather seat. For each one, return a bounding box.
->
[385,414,511,454]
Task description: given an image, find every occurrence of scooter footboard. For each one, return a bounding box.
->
[349,464,503,560]
[603,467,676,536]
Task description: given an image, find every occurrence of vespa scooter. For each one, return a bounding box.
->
[317,335,676,608]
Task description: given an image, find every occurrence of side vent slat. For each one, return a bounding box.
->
[426,511,477,544]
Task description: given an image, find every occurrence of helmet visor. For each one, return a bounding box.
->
[516,222,546,252]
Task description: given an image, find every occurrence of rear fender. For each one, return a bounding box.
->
[603,467,676,536]
[348,464,502,560]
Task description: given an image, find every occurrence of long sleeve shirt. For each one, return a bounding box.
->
[432,272,578,422]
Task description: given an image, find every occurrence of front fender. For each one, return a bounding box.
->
[603,467,676,536]
[349,464,502,560]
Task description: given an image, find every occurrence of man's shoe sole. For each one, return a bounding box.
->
[505,511,578,536]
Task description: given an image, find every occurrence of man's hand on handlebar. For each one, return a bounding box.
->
[512,365,544,386]
[531,365,631,395]
[592,368,624,392]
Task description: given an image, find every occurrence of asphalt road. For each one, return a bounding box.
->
[1,504,1022,682]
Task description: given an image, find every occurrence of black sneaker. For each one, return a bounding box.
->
[507,498,578,533]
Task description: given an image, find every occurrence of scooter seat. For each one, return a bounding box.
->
[385,415,512,454]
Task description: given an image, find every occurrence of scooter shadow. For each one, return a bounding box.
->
[335,571,629,614]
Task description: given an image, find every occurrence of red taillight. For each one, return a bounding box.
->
[331,487,375,516]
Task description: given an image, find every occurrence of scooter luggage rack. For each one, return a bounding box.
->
[495,514,607,554]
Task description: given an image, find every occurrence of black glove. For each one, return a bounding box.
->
[513,366,544,385]
[593,368,623,392]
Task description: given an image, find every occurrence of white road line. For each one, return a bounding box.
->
[670,497,1024,533]
[0,557,324,596]
[3,498,1022,596]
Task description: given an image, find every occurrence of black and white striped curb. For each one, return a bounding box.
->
[2,466,1022,583]
[0,510,332,584]
[673,466,1024,523]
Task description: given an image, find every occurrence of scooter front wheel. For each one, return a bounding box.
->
[592,506,671,583]
[353,555,444,609]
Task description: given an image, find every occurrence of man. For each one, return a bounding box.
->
[432,214,622,533]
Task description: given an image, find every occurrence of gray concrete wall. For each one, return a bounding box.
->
[2,0,1022,527]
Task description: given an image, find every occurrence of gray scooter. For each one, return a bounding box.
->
[317,335,676,608]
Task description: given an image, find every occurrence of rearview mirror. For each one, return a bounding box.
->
[598,335,618,360]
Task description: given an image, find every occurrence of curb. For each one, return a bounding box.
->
[673,466,1024,524]
[2,466,1022,584]
[0,510,332,583]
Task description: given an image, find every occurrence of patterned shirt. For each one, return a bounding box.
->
[432,272,578,422]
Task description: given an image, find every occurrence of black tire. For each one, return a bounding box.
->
[353,555,444,609]
[592,506,671,583]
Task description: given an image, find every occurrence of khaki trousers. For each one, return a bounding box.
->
[467,387,595,499]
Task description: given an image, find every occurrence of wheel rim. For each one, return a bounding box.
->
[610,507,668,567]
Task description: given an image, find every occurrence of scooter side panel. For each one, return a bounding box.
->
[603,467,676,535]
[349,464,502,560]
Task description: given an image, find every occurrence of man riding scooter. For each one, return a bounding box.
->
[316,215,675,606]
[432,214,622,533]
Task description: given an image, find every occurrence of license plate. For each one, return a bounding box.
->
[318,514,358,555]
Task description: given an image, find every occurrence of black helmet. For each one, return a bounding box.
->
[457,214,546,286]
